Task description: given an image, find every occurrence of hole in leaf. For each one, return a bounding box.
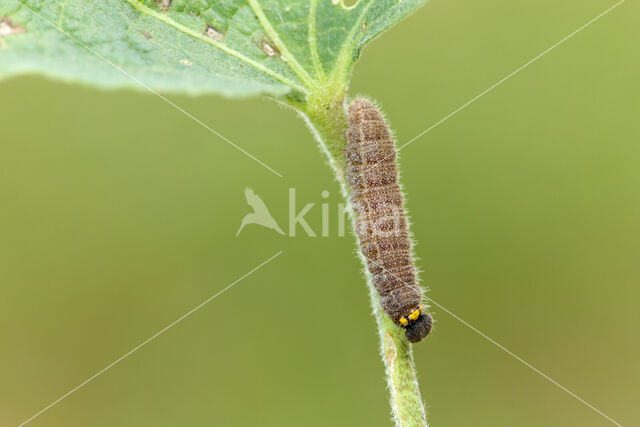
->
[204,25,224,41]
[154,0,171,12]
[0,16,26,36]
[261,37,280,57]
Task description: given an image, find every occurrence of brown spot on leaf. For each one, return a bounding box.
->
[179,59,193,66]
[0,16,26,37]
[204,25,223,41]
[383,332,397,364]
[261,37,279,57]
[138,30,152,39]
[361,22,367,31]
[154,0,171,12]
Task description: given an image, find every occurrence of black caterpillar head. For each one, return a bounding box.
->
[404,313,433,343]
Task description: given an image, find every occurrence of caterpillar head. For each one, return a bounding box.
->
[404,313,433,343]
[399,307,433,343]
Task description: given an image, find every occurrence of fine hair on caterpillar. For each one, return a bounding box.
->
[345,98,433,343]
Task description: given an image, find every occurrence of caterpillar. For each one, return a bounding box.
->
[346,98,433,343]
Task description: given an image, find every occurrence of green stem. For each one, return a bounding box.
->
[296,86,428,427]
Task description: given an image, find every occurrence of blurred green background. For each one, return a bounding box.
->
[1,0,638,425]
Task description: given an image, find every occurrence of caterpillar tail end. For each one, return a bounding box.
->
[404,313,433,343]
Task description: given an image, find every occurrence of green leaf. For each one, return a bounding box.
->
[0,0,427,99]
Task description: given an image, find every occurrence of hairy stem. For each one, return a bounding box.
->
[297,86,427,427]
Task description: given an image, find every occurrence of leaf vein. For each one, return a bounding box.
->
[308,0,325,80]
[330,0,374,81]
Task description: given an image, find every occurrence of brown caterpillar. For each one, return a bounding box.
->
[346,98,433,343]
